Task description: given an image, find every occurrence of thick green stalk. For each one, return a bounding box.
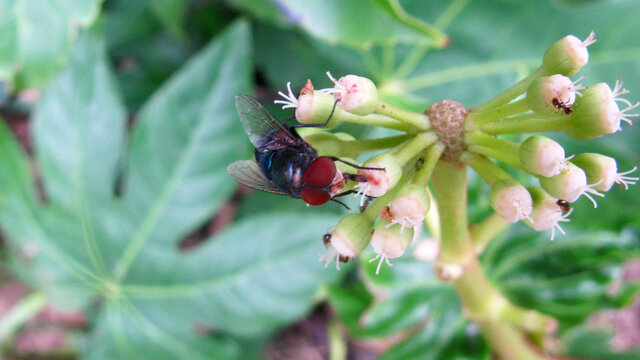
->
[431,160,474,264]
[432,160,548,360]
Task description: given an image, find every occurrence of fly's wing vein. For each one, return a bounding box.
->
[227,160,286,195]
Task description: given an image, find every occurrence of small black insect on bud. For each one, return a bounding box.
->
[556,199,571,212]
[322,233,332,247]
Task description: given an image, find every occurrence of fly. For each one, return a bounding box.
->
[227,95,383,207]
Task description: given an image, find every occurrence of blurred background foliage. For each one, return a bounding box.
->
[0,0,639,359]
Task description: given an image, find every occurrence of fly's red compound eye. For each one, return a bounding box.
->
[303,156,336,188]
[301,188,331,205]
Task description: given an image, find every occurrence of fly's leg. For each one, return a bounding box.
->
[290,99,340,129]
[331,157,385,171]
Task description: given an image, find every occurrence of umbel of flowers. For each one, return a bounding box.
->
[275,31,637,274]
[273,31,638,359]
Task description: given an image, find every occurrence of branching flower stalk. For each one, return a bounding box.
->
[274,31,637,359]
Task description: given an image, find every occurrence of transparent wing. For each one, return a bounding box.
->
[235,94,298,149]
[227,160,286,195]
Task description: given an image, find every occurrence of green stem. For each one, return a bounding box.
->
[424,187,441,241]
[340,111,414,132]
[394,132,439,165]
[431,160,474,264]
[479,112,570,135]
[464,131,520,154]
[468,98,530,125]
[377,101,431,131]
[473,67,544,112]
[497,300,557,335]
[341,134,410,156]
[467,145,523,171]
[459,152,511,185]
[480,321,547,360]
[414,142,445,188]
[0,292,47,342]
[328,318,347,360]
[381,0,450,48]
[470,213,508,253]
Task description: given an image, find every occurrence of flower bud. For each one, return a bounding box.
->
[518,135,566,177]
[355,153,402,198]
[571,153,617,191]
[539,162,586,202]
[526,75,583,114]
[542,31,596,76]
[489,179,533,223]
[564,83,620,139]
[382,184,430,230]
[326,72,379,116]
[370,219,414,274]
[295,80,342,127]
[524,187,572,240]
[303,132,342,157]
[330,214,373,257]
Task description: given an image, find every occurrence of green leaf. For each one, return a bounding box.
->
[1,20,342,358]
[0,0,102,88]
[85,213,342,359]
[33,31,126,212]
[483,226,640,324]
[233,0,441,48]
[150,0,189,38]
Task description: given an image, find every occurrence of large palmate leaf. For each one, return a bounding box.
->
[483,226,640,325]
[0,20,342,359]
[0,0,102,88]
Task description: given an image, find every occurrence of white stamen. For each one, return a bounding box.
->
[561,154,576,170]
[582,30,597,47]
[571,75,586,98]
[369,253,393,275]
[615,166,639,190]
[582,179,605,208]
[618,101,639,127]
[322,71,347,96]
[385,216,411,233]
[612,78,632,106]
[353,183,371,207]
[319,248,341,270]
[550,208,573,241]
[274,82,299,109]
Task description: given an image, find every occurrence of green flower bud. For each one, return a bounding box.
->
[382,184,430,229]
[326,72,380,116]
[526,75,583,114]
[370,219,414,274]
[295,80,342,127]
[564,83,621,139]
[542,31,596,76]
[489,179,533,223]
[329,214,373,257]
[571,153,617,191]
[518,135,566,177]
[539,162,587,203]
[356,153,402,198]
[524,187,572,240]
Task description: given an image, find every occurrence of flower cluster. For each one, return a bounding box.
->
[273,31,637,275]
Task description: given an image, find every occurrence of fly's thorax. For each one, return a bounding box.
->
[257,148,316,197]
